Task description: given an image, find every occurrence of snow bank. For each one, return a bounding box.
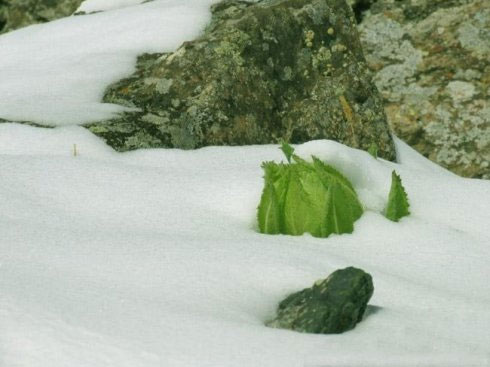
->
[0,124,489,366]
[2,1,487,365]
[0,0,217,126]
[78,0,148,13]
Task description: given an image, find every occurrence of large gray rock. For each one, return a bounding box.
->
[354,0,490,178]
[0,0,83,34]
[266,267,374,334]
[86,0,396,160]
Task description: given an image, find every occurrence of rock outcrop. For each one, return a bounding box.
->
[0,0,83,34]
[266,267,374,334]
[86,0,396,160]
[353,0,489,178]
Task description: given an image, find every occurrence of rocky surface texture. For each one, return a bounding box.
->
[0,0,83,34]
[266,267,374,334]
[351,0,489,178]
[86,0,396,160]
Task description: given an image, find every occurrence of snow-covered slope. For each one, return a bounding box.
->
[0,0,217,125]
[0,124,489,367]
[0,0,489,365]
[77,0,148,13]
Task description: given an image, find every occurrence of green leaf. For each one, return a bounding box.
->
[264,161,290,208]
[385,170,410,222]
[298,169,329,237]
[280,141,295,163]
[283,166,311,235]
[311,157,355,192]
[258,181,282,234]
[324,179,364,235]
[257,148,364,238]
[368,143,378,158]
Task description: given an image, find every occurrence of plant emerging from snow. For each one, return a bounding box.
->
[258,143,410,237]
[385,171,410,222]
[257,143,364,237]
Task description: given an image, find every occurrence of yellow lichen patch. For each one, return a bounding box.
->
[339,95,359,146]
[339,95,353,122]
[120,86,131,95]
[332,43,347,53]
[304,29,315,48]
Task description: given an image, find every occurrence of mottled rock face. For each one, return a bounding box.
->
[87,0,396,160]
[0,0,83,34]
[266,267,374,334]
[355,0,490,178]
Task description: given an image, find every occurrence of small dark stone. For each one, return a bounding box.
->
[266,267,374,334]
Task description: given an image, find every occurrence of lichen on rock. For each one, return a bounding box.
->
[86,0,396,160]
[0,0,83,34]
[355,0,490,178]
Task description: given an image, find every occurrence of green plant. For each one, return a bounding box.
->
[385,171,410,222]
[257,144,363,238]
[368,143,378,158]
[258,144,412,237]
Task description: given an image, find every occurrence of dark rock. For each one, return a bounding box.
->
[86,0,396,160]
[0,0,83,34]
[266,266,374,334]
[353,0,490,178]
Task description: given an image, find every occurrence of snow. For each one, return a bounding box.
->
[0,1,489,365]
[78,0,148,13]
[0,0,217,126]
[1,123,489,367]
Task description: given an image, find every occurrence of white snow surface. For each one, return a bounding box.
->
[0,124,489,367]
[0,0,217,126]
[0,1,489,364]
[78,0,148,13]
